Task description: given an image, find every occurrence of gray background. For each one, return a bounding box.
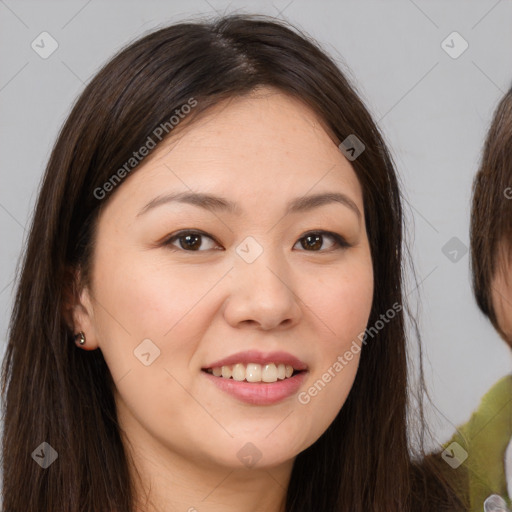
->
[1,0,511,449]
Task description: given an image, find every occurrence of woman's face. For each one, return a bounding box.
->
[74,87,374,473]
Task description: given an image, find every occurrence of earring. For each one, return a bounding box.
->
[74,331,86,345]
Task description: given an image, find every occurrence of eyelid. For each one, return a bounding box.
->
[162,229,351,252]
[163,229,220,251]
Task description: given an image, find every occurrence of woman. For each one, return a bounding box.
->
[1,14,463,512]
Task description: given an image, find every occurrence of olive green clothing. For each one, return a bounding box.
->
[444,375,512,511]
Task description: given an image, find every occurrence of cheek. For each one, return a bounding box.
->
[90,251,222,440]
[302,252,374,345]
[93,241,222,335]
[329,275,373,336]
[90,243,227,386]
[492,281,512,338]
[292,253,373,442]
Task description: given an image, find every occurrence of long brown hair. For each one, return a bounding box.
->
[471,87,512,342]
[1,14,463,511]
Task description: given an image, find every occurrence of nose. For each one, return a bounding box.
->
[222,246,302,331]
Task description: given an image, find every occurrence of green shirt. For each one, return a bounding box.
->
[445,374,512,511]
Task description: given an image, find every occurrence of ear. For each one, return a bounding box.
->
[62,266,99,351]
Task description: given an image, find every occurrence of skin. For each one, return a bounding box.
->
[491,244,512,345]
[71,86,374,512]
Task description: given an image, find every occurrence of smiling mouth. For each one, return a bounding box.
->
[202,362,304,383]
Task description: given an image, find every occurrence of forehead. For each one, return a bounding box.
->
[101,87,364,220]
[158,88,341,167]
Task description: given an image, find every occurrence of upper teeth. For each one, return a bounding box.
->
[207,363,295,382]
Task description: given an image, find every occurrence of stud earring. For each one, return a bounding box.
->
[74,331,86,345]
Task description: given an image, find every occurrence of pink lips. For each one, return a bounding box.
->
[201,350,308,406]
[202,370,307,405]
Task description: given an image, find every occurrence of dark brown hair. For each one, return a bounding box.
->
[2,14,463,511]
[471,87,512,342]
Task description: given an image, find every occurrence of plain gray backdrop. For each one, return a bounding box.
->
[1,0,511,450]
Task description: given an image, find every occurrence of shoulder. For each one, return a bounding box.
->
[447,374,512,511]
[465,374,512,431]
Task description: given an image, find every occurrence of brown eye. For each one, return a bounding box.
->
[295,231,349,252]
[164,231,219,251]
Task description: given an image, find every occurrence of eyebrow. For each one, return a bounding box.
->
[137,191,361,219]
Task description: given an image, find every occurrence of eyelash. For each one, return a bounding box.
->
[162,230,351,253]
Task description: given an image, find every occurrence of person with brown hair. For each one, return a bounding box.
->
[433,88,512,512]
[1,14,464,512]
[467,87,512,511]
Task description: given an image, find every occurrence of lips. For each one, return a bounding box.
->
[202,350,308,371]
[201,350,309,405]
[202,369,308,405]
